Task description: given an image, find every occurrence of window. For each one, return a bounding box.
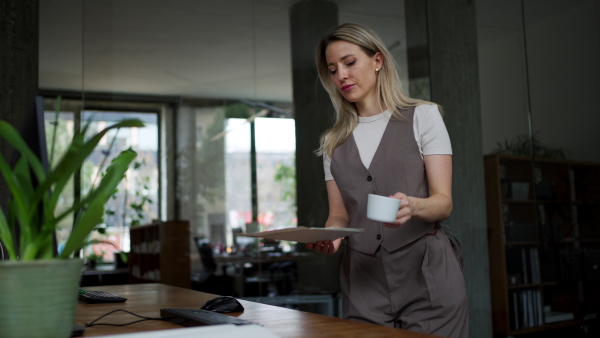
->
[225,117,296,238]
[45,99,160,264]
[255,117,296,229]
[177,102,296,258]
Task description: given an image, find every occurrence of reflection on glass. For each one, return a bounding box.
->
[222,117,297,251]
[255,117,296,232]
[225,118,252,248]
[80,111,159,262]
[44,111,75,251]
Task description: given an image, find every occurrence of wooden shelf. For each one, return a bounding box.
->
[129,221,191,289]
[484,154,600,335]
[507,283,543,290]
[505,241,539,246]
[502,199,537,203]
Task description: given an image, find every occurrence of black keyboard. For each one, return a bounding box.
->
[78,290,127,304]
[160,308,257,326]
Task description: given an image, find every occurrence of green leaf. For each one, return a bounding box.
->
[59,149,137,258]
[0,153,31,244]
[21,231,55,260]
[0,118,143,261]
[0,121,47,185]
[48,96,62,165]
[32,120,144,223]
[0,208,16,260]
[0,121,49,247]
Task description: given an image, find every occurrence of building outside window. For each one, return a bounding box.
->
[177,102,297,258]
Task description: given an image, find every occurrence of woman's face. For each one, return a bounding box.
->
[325,40,382,110]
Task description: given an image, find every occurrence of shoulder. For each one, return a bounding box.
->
[414,104,445,127]
[414,104,440,118]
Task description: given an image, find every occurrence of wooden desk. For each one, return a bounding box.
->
[75,283,436,337]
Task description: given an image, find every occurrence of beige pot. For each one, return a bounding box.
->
[0,258,83,338]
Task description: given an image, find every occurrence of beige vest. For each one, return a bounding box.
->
[330,107,436,254]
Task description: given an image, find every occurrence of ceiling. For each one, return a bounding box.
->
[39,0,406,103]
[40,0,583,104]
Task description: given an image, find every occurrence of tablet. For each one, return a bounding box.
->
[236,226,364,243]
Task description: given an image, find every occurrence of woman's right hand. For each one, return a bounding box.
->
[308,181,349,256]
[306,237,342,255]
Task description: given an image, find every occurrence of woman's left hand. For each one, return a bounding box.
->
[384,192,412,228]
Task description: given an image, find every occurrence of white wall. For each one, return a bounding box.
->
[477,0,600,162]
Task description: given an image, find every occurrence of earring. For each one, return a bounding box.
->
[375,68,380,73]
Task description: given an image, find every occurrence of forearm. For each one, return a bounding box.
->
[408,193,453,222]
[325,215,350,229]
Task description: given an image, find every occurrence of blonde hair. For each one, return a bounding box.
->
[315,23,439,158]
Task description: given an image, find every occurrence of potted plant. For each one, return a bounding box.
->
[0,118,143,338]
[84,249,105,269]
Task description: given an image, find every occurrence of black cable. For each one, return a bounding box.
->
[85,309,172,327]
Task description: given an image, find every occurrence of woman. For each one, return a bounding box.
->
[306,23,469,337]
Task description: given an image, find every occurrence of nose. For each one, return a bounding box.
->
[336,67,348,82]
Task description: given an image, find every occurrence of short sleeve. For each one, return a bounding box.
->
[323,153,334,181]
[414,104,452,156]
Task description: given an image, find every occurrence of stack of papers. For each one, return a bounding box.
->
[236,226,364,243]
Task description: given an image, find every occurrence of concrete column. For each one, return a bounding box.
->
[290,1,337,229]
[0,0,39,157]
[0,0,39,258]
[290,1,343,294]
[406,1,492,337]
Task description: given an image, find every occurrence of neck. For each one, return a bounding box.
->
[356,100,384,117]
[355,89,385,117]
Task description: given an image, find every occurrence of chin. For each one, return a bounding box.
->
[341,93,359,103]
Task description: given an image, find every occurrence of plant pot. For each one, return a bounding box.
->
[0,258,83,338]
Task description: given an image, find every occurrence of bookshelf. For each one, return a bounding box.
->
[484,154,600,336]
[129,221,191,289]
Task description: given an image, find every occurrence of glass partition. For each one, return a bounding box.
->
[39,0,425,314]
[477,0,600,333]
[80,111,159,261]
[39,1,84,96]
[36,0,598,326]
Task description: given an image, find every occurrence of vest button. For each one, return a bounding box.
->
[367,176,372,181]
[376,234,381,240]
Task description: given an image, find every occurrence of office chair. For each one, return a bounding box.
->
[192,237,235,296]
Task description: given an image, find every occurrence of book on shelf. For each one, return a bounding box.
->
[512,292,520,331]
[535,290,543,325]
[506,247,539,285]
[510,289,544,330]
[521,249,529,284]
[544,310,574,324]
[529,248,540,283]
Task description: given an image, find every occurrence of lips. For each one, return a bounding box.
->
[341,84,354,92]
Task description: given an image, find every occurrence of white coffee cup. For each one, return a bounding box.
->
[367,194,401,223]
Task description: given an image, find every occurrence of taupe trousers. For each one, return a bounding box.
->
[330,108,469,337]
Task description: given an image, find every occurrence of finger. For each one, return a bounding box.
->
[390,192,405,200]
[384,222,400,228]
[325,241,333,255]
[327,243,335,255]
[317,242,325,254]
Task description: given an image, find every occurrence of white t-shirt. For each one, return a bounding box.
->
[324,104,452,181]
